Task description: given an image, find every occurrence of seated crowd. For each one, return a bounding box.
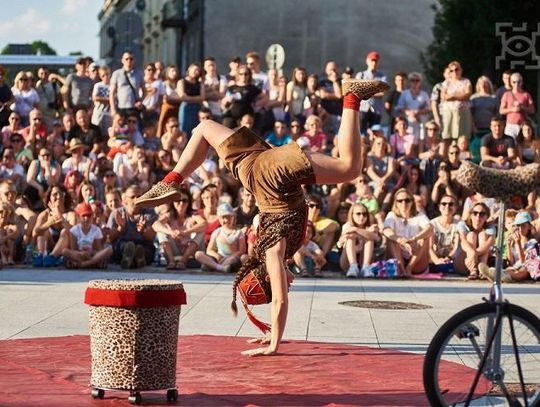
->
[0,51,538,282]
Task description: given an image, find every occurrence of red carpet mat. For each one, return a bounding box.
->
[0,335,437,406]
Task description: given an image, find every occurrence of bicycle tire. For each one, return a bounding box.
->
[424,302,540,406]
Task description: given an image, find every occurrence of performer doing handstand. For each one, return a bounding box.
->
[135,78,390,356]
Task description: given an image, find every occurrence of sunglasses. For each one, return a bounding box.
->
[440,201,455,207]
[396,198,412,203]
[449,151,458,155]
[11,139,22,143]
[472,211,487,217]
[40,153,50,158]
[354,212,368,216]
[410,78,420,82]
[308,203,320,209]
[33,117,42,121]
[104,173,115,177]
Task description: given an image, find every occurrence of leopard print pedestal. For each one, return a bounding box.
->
[88,279,183,391]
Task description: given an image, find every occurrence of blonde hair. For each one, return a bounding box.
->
[391,188,418,218]
[475,75,494,94]
[347,202,372,227]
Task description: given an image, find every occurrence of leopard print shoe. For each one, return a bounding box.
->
[135,181,182,209]
[341,79,390,100]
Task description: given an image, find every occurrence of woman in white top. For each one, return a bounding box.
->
[286,66,308,123]
[382,188,432,276]
[337,202,380,278]
[11,71,39,127]
[429,194,460,272]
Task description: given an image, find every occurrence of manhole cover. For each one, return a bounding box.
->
[339,300,432,310]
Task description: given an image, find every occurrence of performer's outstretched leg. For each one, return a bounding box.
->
[136,120,235,208]
[304,79,389,185]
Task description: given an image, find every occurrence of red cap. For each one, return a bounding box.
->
[76,202,93,217]
[366,51,380,61]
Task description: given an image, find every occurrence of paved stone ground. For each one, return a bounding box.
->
[1,266,539,354]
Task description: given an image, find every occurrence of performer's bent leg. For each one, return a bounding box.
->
[136,120,235,208]
[305,79,389,185]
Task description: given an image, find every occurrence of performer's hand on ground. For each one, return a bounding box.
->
[246,335,270,345]
[241,346,278,357]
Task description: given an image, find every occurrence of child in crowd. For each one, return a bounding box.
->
[481,211,540,282]
[63,202,112,268]
[194,203,248,272]
[456,134,472,161]
[0,202,19,265]
[107,113,131,159]
[292,221,326,277]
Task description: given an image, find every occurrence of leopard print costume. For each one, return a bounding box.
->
[456,160,540,201]
[88,279,182,391]
[231,204,308,310]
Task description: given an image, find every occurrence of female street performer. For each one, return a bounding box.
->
[136,77,389,356]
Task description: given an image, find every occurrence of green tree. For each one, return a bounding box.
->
[421,0,539,95]
[31,41,57,55]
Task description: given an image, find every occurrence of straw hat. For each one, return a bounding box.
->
[67,138,86,154]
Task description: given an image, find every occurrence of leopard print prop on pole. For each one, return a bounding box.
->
[455,160,540,201]
[87,279,184,392]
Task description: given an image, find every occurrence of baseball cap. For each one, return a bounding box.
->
[76,202,93,217]
[366,51,380,61]
[217,203,235,217]
[514,211,532,226]
[370,124,383,132]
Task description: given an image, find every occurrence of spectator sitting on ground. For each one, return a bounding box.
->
[307,194,339,257]
[117,145,152,191]
[293,221,326,278]
[107,185,156,269]
[337,202,380,278]
[265,120,292,147]
[25,147,61,210]
[21,108,48,149]
[302,114,327,153]
[0,148,25,190]
[0,201,20,265]
[429,194,460,273]
[152,189,206,270]
[455,202,496,279]
[69,108,103,157]
[62,138,91,178]
[32,185,75,267]
[389,116,417,166]
[160,116,187,163]
[0,180,36,252]
[480,117,517,169]
[63,202,112,269]
[194,203,248,272]
[382,188,432,277]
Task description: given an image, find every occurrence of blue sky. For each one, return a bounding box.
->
[0,0,101,58]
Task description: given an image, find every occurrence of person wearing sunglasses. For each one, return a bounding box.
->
[382,188,432,277]
[337,202,380,278]
[152,189,205,270]
[109,52,143,119]
[455,202,495,279]
[440,61,472,146]
[499,72,535,139]
[11,71,39,127]
[136,78,390,356]
[2,112,22,148]
[25,148,60,210]
[429,194,460,273]
[394,72,431,139]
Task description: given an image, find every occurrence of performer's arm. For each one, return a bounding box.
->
[242,238,288,357]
